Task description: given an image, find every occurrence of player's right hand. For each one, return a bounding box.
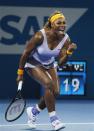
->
[16,75,23,84]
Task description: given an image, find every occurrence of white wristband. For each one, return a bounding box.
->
[18,81,23,91]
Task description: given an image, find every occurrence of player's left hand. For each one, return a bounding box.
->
[67,43,77,52]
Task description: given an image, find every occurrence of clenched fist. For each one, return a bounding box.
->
[67,43,77,53]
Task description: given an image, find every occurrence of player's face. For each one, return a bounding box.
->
[51,17,67,35]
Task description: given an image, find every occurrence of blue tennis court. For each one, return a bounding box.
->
[0,100,94,131]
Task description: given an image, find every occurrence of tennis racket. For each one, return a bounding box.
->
[5,81,26,122]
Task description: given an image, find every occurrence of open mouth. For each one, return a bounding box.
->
[59,29,64,31]
[58,29,65,33]
[58,27,65,32]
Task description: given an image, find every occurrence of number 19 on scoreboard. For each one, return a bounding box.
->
[58,61,86,95]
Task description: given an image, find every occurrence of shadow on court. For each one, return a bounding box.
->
[21,129,53,131]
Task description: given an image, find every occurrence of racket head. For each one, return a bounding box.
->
[5,91,26,122]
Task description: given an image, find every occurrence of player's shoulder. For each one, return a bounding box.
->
[64,33,71,44]
[64,32,70,40]
[34,30,44,40]
[62,33,71,48]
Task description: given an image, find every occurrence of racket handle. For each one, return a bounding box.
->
[18,81,23,91]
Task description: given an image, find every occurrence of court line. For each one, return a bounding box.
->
[0,123,94,127]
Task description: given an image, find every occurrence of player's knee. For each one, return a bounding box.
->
[54,91,60,97]
[50,82,60,96]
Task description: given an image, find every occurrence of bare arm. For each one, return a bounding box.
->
[58,37,77,66]
[16,31,43,83]
[18,31,43,69]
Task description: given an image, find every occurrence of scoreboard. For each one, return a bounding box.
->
[58,61,86,95]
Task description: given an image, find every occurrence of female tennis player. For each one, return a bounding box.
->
[16,11,77,130]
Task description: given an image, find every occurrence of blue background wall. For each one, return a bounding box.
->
[0,0,94,99]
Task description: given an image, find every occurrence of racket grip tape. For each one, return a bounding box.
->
[18,81,23,91]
